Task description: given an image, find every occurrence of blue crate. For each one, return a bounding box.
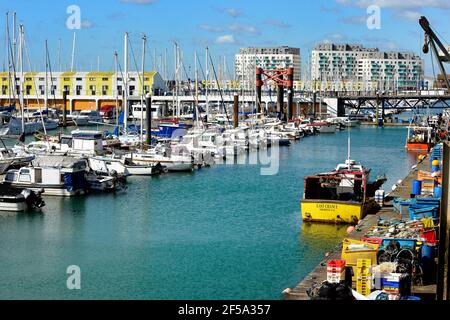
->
[380,238,417,251]
[409,206,438,220]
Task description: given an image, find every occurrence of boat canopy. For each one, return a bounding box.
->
[32,156,86,170]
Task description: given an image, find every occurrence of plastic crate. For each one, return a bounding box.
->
[380,238,417,251]
[421,229,437,243]
[361,237,383,245]
[327,273,344,284]
[341,240,379,275]
[356,275,371,296]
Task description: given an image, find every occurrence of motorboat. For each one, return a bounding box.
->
[88,155,165,176]
[2,156,88,197]
[0,185,45,212]
[68,110,104,126]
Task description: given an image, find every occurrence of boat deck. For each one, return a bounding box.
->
[286,156,437,300]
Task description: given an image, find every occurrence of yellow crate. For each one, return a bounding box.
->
[357,260,371,277]
[356,274,372,296]
[341,240,379,275]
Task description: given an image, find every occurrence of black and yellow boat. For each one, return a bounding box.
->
[301,159,386,225]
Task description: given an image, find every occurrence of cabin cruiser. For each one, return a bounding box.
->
[68,110,104,126]
[88,155,165,177]
[311,121,337,134]
[17,130,107,157]
[0,185,45,212]
[124,146,194,172]
[2,156,88,196]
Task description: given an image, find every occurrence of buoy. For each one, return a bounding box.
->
[418,155,426,162]
[347,226,356,234]
[282,288,292,295]
[397,180,402,185]
[432,160,440,167]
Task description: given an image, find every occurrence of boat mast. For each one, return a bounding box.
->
[173,42,177,118]
[124,32,129,134]
[140,34,147,144]
[70,32,76,72]
[18,24,25,135]
[347,126,351,165]
[45,39,48,113]
[114,51,119,127]
[205,46,209,122]
[5,12,11,107]
[12,12,16,70]
[194,51,199,127]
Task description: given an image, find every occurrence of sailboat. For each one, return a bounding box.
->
[300,128,386,224]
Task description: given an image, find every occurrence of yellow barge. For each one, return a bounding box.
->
[301,159,385,225]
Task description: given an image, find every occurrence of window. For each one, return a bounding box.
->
[102,78,109,81]
[25,77,32,81]
[76,78,82,81]
[89,77,96,81]
[64,77,71,81]
[5,172,17,182]
[19,173,32,183]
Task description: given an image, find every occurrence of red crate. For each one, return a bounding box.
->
[421,229,436,243]
[361,237,383,245]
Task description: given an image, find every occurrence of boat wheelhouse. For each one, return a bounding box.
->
[406,126,434,152]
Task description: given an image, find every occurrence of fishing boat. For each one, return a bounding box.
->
[405,126,434,152]
[301,132,386,224]
[0,185,45,212]
[2,156,88,196]
[301,159,386,224]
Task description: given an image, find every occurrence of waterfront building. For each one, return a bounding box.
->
[311,43,424,91]
[0,71,167,111]
[235,47,301,90]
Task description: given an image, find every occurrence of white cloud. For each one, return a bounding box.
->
[264,19,291,29]
[215,35,236,44]
[228,23,260,35]
[199,24,224,33]
[223,8,244,18]
[81,20,95,29]
[396,10,422,21]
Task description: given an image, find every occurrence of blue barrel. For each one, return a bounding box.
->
[434,186,442,198]
[412,180,422,196]
[422,245,437,260]
[432,166,440,173]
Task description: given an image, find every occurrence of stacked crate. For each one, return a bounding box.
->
[327,260,346,283]
[356,259,372,296]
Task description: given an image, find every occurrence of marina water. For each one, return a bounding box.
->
[0,126,417,299]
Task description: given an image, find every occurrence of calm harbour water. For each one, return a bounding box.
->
[0,126,417,300]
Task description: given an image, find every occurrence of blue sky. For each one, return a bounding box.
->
[1,0,450,77]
